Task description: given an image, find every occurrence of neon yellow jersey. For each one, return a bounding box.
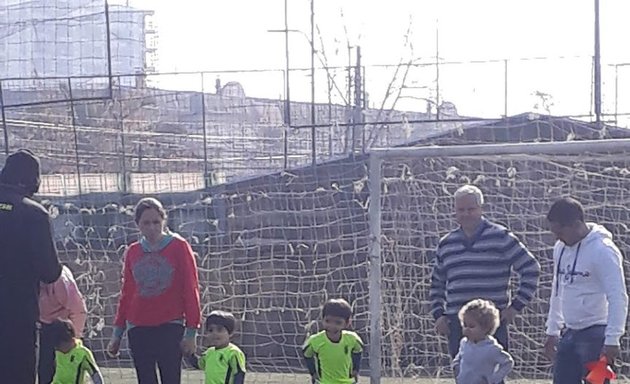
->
[303,330,363,384]
[52,339,102,384]
[199,343,246,384]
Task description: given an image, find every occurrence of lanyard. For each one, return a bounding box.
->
[555,241,582,296]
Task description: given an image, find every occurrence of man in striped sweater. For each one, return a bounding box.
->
[429,185,540,359]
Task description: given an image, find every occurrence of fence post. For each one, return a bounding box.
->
[117,79,128,193]
[367,153,382,384]
[68,78,83,197]
[201,73,210,188]
[0,82,8,155]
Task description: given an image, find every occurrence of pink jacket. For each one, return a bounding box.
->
[39,265,88,337]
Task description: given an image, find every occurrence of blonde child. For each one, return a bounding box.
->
[452,299,513,384]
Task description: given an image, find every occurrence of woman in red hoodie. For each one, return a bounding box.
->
[107,197,201,384]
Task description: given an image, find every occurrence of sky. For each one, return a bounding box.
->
[112,0,630,122]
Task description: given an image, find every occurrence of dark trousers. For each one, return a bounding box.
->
[38,323,56,384]
[128,323,184,384]
[553,325,608,384]
[0,323,37,384]
[446,314,509,358]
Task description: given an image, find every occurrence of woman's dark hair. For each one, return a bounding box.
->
[134,197,167,224]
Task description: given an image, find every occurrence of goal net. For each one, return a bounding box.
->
[367,138,630,382]
[44,138,630,384]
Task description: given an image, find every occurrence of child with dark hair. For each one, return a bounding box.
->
[48,319,104,384]
[302,299,363,384]
[190,310,246,384]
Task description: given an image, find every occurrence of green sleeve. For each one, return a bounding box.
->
[302,335,316,358]
[351,332,364,353]
[82,349,99,375]
[230,349,247,373]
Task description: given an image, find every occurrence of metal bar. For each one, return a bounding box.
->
[68,79,83,197]
[367,153,383,384]
[117,79,127,193]
[354,47,363,153]
[371,138,630,159]
[3,95,113,109]
[292,116,493,130]
[283,0,291,169]
[104,0,113,99]
[435,20,440,121]
[614,64,619,125]
[201,74,209,188]
[594,0,602,125]
[504,59,508,117]
[310,0,316,166]
[0,82,8,154]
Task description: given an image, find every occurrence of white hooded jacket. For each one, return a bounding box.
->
[545,223,628,345]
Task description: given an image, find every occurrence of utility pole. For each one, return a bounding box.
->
[435,19,441,121]
[354,46,363,153]
[310,0,316,166]
[594,0,602,126]
[283,0,291,169]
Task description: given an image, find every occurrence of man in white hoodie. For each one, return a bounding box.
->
[543,197,628,383]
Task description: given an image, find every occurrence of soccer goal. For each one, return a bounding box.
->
[367,138,630,384]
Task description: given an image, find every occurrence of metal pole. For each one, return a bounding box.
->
[283,0,291,169]
[117,79,127,192]
[367,153,383,384]
[354,47,363,153]
[68,79,83,197]
[104,0,113,98]
[310,0,316,166]
[371,138,630,158]
[504,59,508,117]
[435,19,440,121]
[201,73,209,187]
[594,0,602,126]
[614,64,619,125]
[346,46,352,154]
[0,82,8,154]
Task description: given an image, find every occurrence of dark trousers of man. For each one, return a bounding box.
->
[38,323,57,384]
[0,322,37,384]
[447,314,510,383]
[553,325,608,384]
[128,323,184,384]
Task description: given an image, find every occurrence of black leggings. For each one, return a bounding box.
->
[128,323,184,384]
[38,323,57,384]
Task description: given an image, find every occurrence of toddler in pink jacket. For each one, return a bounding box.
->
[38,265,88,384]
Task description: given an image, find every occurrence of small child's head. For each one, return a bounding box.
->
[458,299,500,343]
[322,298,353,334]
[49,318,77,353]
[205,310,236,348]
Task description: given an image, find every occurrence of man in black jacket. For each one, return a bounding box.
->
[0,149,62,384]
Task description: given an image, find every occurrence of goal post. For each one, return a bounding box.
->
[367,138,630,383]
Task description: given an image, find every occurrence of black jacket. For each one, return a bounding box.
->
[0,184,61,328]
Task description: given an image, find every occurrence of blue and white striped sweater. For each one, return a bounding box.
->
[429,218,540,319]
